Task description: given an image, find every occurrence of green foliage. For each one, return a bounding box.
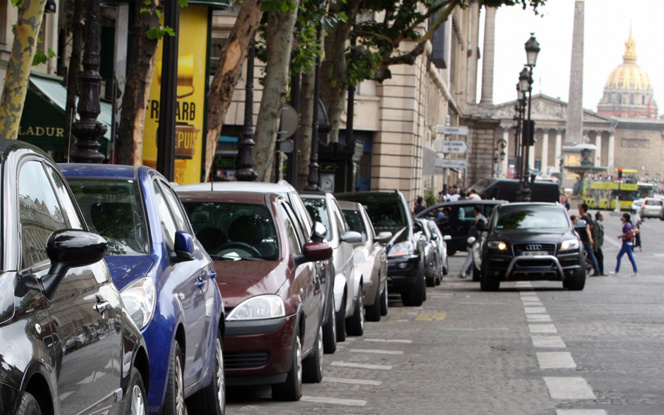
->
[140,0,188,40]
[262,0,298,13]
[32,48,56,66]
[425,187,437,209]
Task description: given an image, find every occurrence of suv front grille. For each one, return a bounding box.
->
[512,243,556,256]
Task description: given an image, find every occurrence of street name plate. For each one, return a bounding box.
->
[435,159,468,169]
[436,140,468,154]
[436,125,469,136]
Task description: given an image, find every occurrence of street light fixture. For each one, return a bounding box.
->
[516,34,539,202]
[525,34,541,67]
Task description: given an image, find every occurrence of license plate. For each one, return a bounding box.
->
[521,251,548,257]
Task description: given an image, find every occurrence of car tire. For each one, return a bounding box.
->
[124,367,148,415]
[401,266,426,306]
[186,329,225,415]
[346,291,364,336]
[163,342,186,415]
[335,293,346,342]
[365,281,382,322]
[303,326,324,383]
[272,333,303,401]
[322,296,337,354]
[443,256,449,276]
[480,263,500,291]
[472,263,481,282]
[16,392,42,415]
[379,281,389,316]
[564,269,586,291]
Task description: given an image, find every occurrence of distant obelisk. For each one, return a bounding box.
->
[565,0,584,145]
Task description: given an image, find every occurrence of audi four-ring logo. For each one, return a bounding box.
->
[526,244,542,251]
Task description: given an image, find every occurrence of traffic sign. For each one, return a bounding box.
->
[435,159,468,169]
[436,125,469,136]
[436,140,468,154]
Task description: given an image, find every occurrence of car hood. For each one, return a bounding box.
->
[491,229,574,244]
[213,260,286,308]
[104,256,155,290]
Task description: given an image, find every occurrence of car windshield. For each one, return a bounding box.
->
[302,198,333,242]
[495,206,569,230]
[68,179,149,255]
[183,201,279,260]
[358,198,407,229]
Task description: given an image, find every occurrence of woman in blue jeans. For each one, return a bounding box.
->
[612,212,638,276]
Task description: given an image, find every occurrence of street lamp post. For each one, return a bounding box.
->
[513,83,525,179]
[516,34,540,202]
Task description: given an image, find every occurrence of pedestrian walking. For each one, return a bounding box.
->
[459,206,486,278]
[629,208,642,252]
[573,206,601,276]
[592,211,605,276]
[610,212,638,276]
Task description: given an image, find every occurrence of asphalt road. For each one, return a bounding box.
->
[226,208,664,414]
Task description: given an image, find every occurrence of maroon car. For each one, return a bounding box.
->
[177,190,332,401]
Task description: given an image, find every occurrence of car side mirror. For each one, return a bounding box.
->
[301,241,333,263]
[376,231,392,243]
[311,222,327,242]
[340,230,363,244]
[431,233,439,241]
[413,222,422,232]
[174,231,195,261]
[37,230,107,299]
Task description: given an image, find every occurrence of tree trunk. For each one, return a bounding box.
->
[296,69,314,190]
[0,0,48,139]
[203,0,263,181]
[65,0,85,159]
[115,0,161,165]
[253,1,300,182]
[319,0,360,144]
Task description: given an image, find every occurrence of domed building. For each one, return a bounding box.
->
[597,29,659,118]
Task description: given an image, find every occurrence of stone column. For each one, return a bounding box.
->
[480,6,497,107]
[608,132,615,170]
[502,129,509,177]
[555,129,562,163]
[529,142,536,171]
[594,131,602,166]
[565,0,584,145]
[541,129,549,173]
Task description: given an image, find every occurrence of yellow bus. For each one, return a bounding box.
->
[583,180,638,210]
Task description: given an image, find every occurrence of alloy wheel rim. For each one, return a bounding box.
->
[131,383,145,415]
[215,337,225,409]
[317,326,324,370]
[295,336,302,388]
[175,354,186,415]
[331,305,336,339]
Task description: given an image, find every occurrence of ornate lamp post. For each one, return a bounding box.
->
[513,82,525,179]
[516,34,540,201]
[70,0,106,163]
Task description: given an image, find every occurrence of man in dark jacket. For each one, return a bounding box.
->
[592,211,605,276]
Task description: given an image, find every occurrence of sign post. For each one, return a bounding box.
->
[435,125,469,197]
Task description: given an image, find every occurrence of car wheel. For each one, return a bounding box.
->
[472,263,481,282]
[379,281,389,316]
[335,293,347,342]
[480,263,500,291]
[564,268,586,291]
[401,267,426,306]
[16,392,42,415]
[303,326,324,383]
[124,367,148,415]
[163,342,186,415]
[365,281,382,322]
[272,332,303,401]
[346,291,364,336]
[322,296,337,354]
[443,257,449,276]
[186,329,225,415]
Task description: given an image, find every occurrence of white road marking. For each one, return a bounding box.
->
[364,339,413,344]
[524,306,547,314]
[331,361,392,370]
[522,301,544,307]
[543,377,596,399]
[527,314,552,322]
[301,396,367,407]
[397,319,409,322]
[515,282,533,287]
[323,377,382,386]
[529,324,558,334]
[537,352,577,369]
[532,336,566,348]
[349,349,404,355]
[520,292,538,297]
[556,410,607,415]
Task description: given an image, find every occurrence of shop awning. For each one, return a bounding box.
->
[19,73,112,157]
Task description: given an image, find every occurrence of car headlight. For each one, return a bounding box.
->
[560,239,580,251]
[388,242,413,257]
[227,295,285,321]
[120,277,156,330]
[487,241,507,251]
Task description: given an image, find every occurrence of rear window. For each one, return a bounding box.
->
[495,206,569,230]
[357,198,407,229]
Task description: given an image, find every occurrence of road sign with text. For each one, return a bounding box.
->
[436,140,468,154]
[435,159,468,169]
[436,125,469,136]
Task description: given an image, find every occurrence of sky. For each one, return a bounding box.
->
[491,0,664,112]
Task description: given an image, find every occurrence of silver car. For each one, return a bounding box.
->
[640,197,663,218]
[339,201,392,322]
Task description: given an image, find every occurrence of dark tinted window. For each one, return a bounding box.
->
[495,206,569,230]
[358,198,407,228]
[343,209,367,241]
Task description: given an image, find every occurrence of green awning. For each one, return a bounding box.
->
[19,73,112,158]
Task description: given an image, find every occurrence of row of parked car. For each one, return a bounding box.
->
[1,139,460,415]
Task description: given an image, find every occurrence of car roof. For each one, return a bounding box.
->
[176,180,297,194]
[177,190,273,204]
[59,163,142,180]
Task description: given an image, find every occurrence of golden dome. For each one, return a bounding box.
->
[605,29,652,91]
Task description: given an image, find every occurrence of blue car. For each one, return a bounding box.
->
[61,164,225,415]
